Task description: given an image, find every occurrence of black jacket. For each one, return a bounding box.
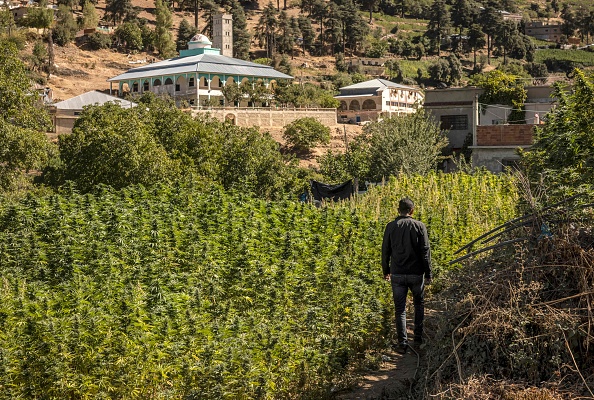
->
[382,216,432,279]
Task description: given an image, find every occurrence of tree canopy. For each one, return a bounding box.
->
[318,109,448,182]
[0,41,52,191]
[46,94,305,198]
[520,69,594,196]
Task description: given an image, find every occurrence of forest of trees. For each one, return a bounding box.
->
[2,0,593,61]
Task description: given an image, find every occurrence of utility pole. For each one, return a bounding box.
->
[473,93,479,147]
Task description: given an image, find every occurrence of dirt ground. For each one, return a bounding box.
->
[336,349,421,400]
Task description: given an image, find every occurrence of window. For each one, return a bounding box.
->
[165,78,173,85]
[153,79,161,86]
[74,111,82,116]
[143,81,149,91]
[175,84,180,92]
[189,77,195,87]
[132,82,139,92]
[440,115,468,130]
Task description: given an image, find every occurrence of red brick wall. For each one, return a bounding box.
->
[476,124,535,146]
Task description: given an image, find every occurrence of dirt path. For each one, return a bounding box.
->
[335,347,423,400]
[335,308,440,400]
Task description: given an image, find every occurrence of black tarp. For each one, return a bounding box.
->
[310,180,353,202]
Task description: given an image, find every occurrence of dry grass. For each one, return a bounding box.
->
[415,199,594,400]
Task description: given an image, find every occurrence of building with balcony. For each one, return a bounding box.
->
[424,85,557,172]
[107,30,292,107]
[525,21,563,42]
[334,79,423,124]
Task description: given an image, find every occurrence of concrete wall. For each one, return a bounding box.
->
[472,124,535,172]
[192,107,338,128]
[50,110,78,134]
[472,147,524,172]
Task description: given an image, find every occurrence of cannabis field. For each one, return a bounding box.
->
[0,172,517,399]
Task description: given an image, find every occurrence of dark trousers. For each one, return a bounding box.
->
[390,274,425,345]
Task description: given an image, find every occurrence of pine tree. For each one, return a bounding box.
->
[200,0,218,38]
[0,3,16,35]
[257,2,278,58]
[277,11,295,55]
[426,0,451,57]
[342,0,369,55]
[227,0,250,60]
[155,0,176,57]
[81,1,99,29]
[298,15,315,55]
[311,0,326,55]
[105,0,133,24]
[452,0,474,37]
[324,2,342,55]
[480,3,503,65]
[177,18,197,51]
[52,5,78,46]
[467,24,486,71]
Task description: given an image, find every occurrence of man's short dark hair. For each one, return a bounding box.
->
[398,198,414,214]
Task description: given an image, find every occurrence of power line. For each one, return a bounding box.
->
[478,102,552,113]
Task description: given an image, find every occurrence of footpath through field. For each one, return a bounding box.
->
[336,309,438,399]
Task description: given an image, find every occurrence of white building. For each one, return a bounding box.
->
[49,91,136,134]
[108,33,292,107]
[334,79,423,124]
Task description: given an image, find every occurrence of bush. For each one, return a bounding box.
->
[87,32,112,50]
[52,24,74,46]
[253,57,272,65]
[283,117,331,152]
[114,22,143,51]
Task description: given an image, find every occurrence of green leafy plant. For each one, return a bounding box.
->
[283,117,331,152]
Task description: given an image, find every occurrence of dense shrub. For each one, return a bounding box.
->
[44,94,304,198]
[282,117,331,152]
[86,32,112,50]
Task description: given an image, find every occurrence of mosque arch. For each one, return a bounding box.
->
[211,76,221,89]
[362,99,376,110]
[349,100,360,111]
[164,77,173,85]
[176,76,187,92]
[120,82,130,94]
[225,114,236,125]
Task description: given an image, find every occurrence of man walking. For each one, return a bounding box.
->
[382,198,432,354]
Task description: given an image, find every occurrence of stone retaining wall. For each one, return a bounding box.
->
[192,107,338,128]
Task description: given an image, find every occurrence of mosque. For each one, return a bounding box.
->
[108,14,293,107]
